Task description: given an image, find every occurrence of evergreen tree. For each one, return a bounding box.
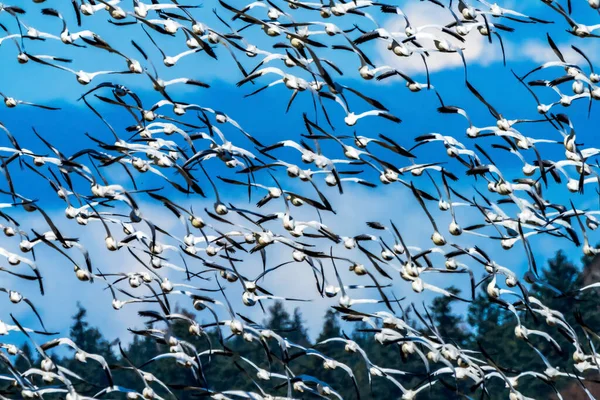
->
[63,303,118,392]
[264,301,292,332]
[578,250,600,331]
[16,249,600,399]
[125,334,159,367]
[467,289,523,399]
[15,342,35,372]
[429,286,469,345]
[467,290,514,359]
[289,308,310,347]
[533,250,580,300]
[530,251,582,369]
[316,309,341,343]
[69,303,117,361]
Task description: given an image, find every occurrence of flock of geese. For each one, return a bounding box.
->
[1,0,600,398]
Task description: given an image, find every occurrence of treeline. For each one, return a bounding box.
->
[6,249,600,399]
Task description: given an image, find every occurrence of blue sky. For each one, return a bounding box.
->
[1,0,600,349]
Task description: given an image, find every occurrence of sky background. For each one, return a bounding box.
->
[1,0,600,349]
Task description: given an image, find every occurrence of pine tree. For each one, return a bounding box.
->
[15,342,35,372]
[64,303,117,392]
[467,290,512,354]
[69,303,117,360]
[316,309,341,343]
[264,301,292,332]
[467,289,523,400]
[578,251,600,331]
[27,249,600,399]
[289,308,310,347]
[429,285,469,345]
[533,250,579,298]
[530,251,581,370]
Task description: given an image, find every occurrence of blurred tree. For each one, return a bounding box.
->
[316,309,341,343]
[26,250,600,399]
[14,342,35,372]
[289,308,310,347]
[579,250,600,330]
[429,285,469,346]
[467,288,524,400]
[61,303,118,394]
[264,301,292,331]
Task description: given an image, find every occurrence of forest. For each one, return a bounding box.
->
[5,248,599,399]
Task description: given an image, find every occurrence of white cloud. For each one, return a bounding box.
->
[519,40,560,65]
[376,2,505,77]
